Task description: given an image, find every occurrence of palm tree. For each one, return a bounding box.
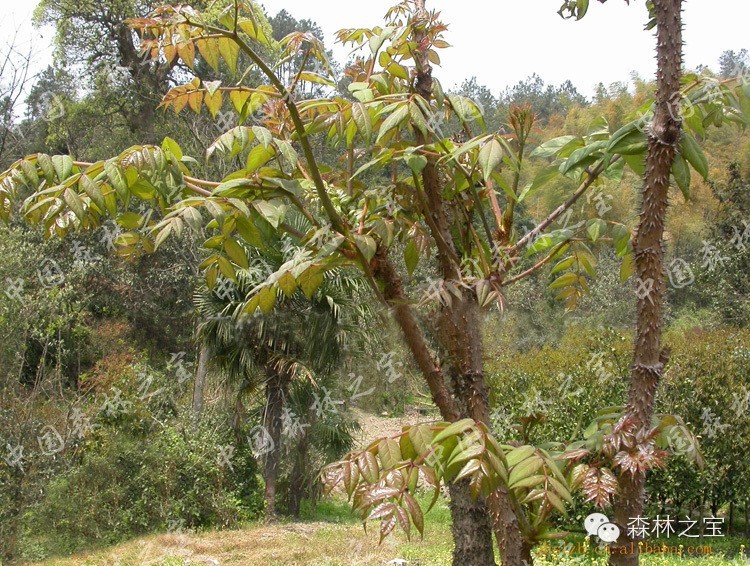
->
[194,230,376,517]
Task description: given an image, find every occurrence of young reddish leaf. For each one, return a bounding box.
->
[358,451,380,484]
[403,492,424,538]
[379,511,398,543]
[395,505,411,539]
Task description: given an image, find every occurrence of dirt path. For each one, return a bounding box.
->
[352,407,434,448]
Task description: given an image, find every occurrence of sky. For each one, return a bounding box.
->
[0,0,748,98]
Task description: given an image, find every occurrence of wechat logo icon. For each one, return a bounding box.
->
[585,513,621,543]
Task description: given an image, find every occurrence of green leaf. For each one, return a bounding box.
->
[550,256,575,276]
[404,239,419,276]
[118,212,142,230]
[224,237,249,269]
[408,426,434,457]
[623,153,646,176]
[432,419,476,445]
[63,188,84,220]
[508,456,544,488]
[218,37,239,74]
[530,135,577,159]
[447,95,485,130]
[257,286,277,313]
[79,175,105,212]
[576,0,589,18]
[52,155,74,182]
[298,266,324,299]
[586,218,607,243]
[378,438,401,470]
[161,136,184,160]
[354,234,377,262]
[351,102,372,144]
[680,132,709,180]
[216,256,237,281]
[478,139,504,182]
[409,101,429,137]
[672,153,691,200]
[252,126,273,149]
[520,164,560,202]
[506,445,534,468]
[609,129,647,156]
[509,474,546,491]
[154,222,173,250]
[405,152,428,175]
[611,223,631,256]
[236,216,263,247]
[377,104,409,143]
[254,201,285,228]
[620,253,635,282]
[454,459,481,482]
[583,421,599,439]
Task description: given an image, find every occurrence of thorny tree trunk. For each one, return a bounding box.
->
[262,366,292,519]
[408,1,529,563]
[443,294,532,566]
[610,1,683,564]
[374,252,498,565]
[192,343,210,414]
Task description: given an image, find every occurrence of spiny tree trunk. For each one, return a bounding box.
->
[442,294,532,565]
[370,1,529,562]
[373,251,498,565]
[262,366,292,519]
[609,1,683,564]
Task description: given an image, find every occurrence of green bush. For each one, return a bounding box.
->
[23,415,263,557]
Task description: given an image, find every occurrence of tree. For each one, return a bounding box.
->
[0,33,32,166]
[1,0,747,563]
[194,234,374,516]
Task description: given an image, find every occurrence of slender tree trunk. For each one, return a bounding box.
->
[192,343,210,414]
[609,1,683,564]
[288,429,309,518]
[262,366,292,519]
[729,501,734,536]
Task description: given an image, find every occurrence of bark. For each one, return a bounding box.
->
[371,2,530,562]
[288,429,310,518]
[192,343,210,414]
[609,1,683,564]
[448,481,496,566]
[373,250,458,422]
[262,366,292,519]
[114,22,172,142]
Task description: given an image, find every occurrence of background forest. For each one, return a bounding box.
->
[0,1,749,565]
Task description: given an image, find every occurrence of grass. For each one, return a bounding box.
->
[26,496,750,565]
